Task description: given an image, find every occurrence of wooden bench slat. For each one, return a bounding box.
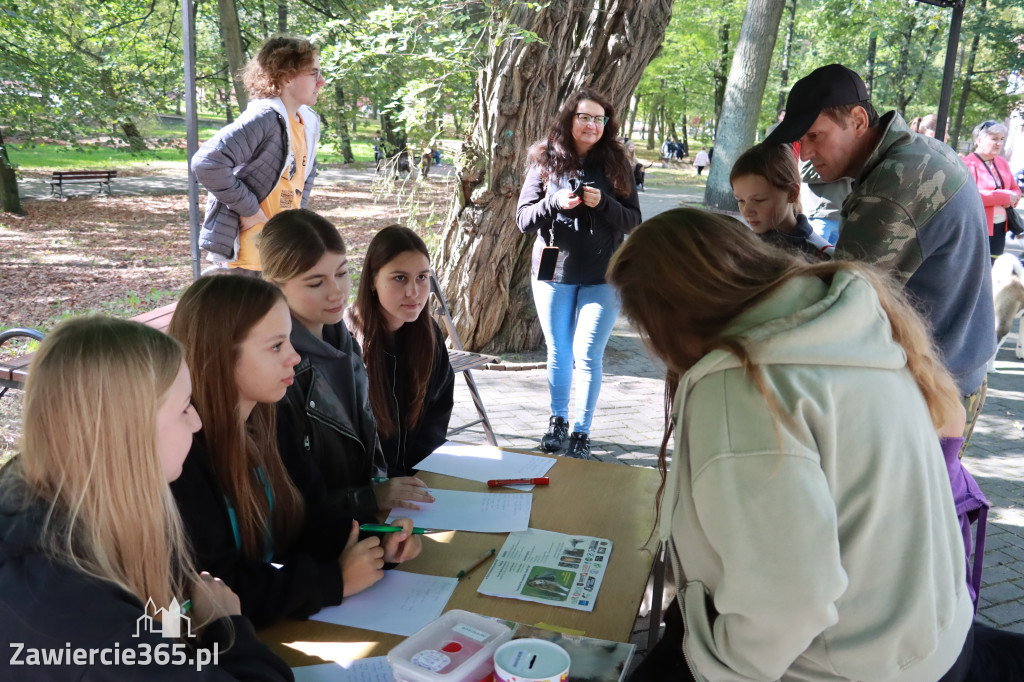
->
[48,170,117,198]
[51,171,118,178]
[448,349,499,373]
[0,300,179,393]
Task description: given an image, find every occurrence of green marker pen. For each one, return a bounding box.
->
[359,523,441,535]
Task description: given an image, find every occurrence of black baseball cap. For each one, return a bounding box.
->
[764,64,870,145]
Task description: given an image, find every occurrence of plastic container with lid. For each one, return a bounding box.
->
[388,609,513,682]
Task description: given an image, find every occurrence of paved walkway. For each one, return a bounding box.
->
[20,167,1024,649]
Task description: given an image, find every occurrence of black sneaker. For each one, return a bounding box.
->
[566,431,592,460]
[540,416,569,452]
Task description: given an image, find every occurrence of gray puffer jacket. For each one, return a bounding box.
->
[193,98,320,259]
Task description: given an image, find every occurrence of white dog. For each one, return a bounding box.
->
[988,253,1024,372]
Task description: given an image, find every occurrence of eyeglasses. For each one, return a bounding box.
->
[979,120,999,131]
[574,113,609,126]
[308,68,323,81]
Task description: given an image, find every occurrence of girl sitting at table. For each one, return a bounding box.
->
[168,275,421,629]
[0,316,291,680]
[260,208,435,513]
[345,225,455,477]
[609,208,976,681]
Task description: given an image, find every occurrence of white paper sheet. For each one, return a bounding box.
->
[415,441,556,489]
[386,488,532,533]
[309,571,457,636]
[291,658,393,682]
[478,529,612,612]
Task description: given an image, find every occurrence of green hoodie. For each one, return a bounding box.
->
[663,270,973,681]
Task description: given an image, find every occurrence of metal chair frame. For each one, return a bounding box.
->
[0,327,45,399]
[428,272,499,446]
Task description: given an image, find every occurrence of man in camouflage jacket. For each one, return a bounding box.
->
[767,64,995,441]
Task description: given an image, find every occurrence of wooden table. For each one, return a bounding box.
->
[258,454,661,667]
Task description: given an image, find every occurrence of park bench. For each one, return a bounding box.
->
[2,286,500,446]
[48,170,118,198]
[0,301,177,399]
[3,279,501,443]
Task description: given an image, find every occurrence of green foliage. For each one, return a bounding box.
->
[636,0,1022,150]
[3,0,1019,160]
[1,0,184,145]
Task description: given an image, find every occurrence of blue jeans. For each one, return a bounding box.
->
[808,217,840,245]
[531,280,620,435]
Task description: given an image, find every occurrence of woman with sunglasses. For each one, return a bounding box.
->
[516,88,642,460]
[193,36,326,275]
[962,120,1021,258]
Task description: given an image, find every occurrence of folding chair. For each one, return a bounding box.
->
[429,271,499,446]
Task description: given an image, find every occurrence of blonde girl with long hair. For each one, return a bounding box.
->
[0,317,290,680]
[168,275,420,629]
[609,208,975,682]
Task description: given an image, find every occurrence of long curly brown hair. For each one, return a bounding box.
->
[242,36,318,100]
[526,88,633,198]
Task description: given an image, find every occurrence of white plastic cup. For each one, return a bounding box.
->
[492,638,570,682]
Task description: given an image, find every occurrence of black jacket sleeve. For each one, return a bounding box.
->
[596,162,642,237]
[516,164,560,234]
[171,440,347,629]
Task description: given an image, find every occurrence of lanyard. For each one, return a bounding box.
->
[973,153,1004,190]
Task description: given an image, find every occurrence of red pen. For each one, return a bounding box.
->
[487,477,550,487]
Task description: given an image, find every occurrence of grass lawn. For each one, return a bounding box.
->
[7,114,458,171]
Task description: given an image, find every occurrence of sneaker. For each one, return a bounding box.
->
[540,416,569,452]
[566,431,592,460]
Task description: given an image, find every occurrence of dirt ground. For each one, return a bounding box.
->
[0,175,452,456]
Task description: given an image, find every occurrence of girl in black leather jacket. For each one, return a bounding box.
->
[261,210,436,513]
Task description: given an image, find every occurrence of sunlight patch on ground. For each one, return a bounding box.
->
[963,455,1024,476]
[990,506,1024,529]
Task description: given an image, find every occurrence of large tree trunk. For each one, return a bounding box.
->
[380,110,405,154]
[680,91,689,155]
[904,28,942,113]
[334,81,355,163]
[99,71,146,152]
[277,0,288,32]
[893,15,916,117]
[217,0,249,111]
[776,0,797,115]
[436,0,674,353]
[704,0,787,210]
[628,93,640,142]
[120,120,147,153]
[952,0,986,151]
[0,129,25,216]
[866,31,877,98]
[713,16,731,131]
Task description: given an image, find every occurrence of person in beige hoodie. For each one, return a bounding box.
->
[610,208,974,682]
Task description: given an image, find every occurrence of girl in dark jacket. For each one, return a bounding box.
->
[168,275,420,629]
[260,209,435,513]
[0,316,291,681]
[346,226,456,477]
[516,88,642,459]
